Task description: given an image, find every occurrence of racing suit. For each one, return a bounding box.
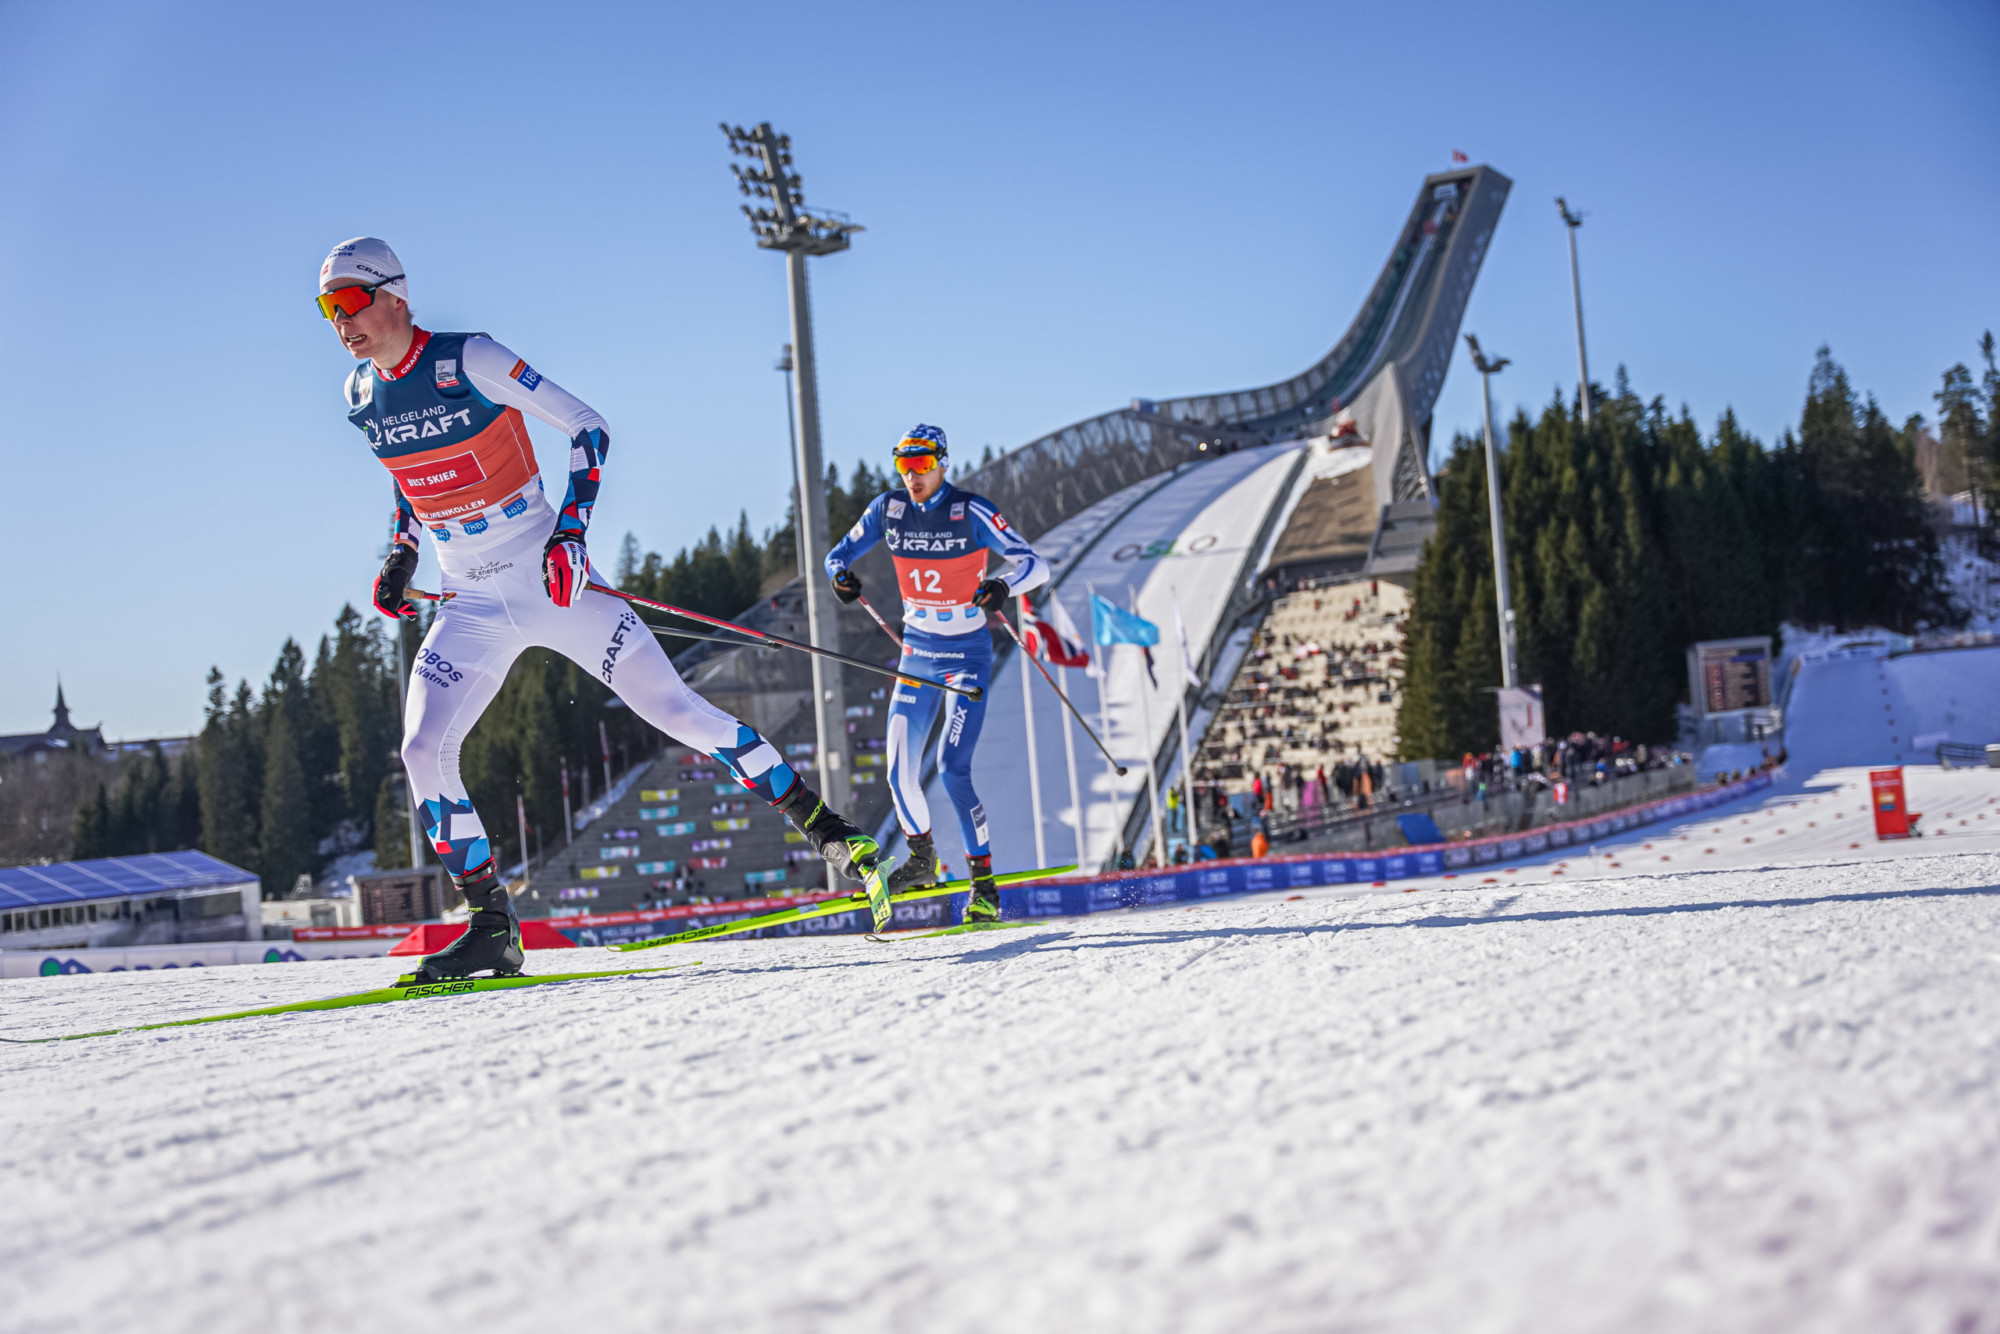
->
[823,482,1047,857]
[346,328,802,881]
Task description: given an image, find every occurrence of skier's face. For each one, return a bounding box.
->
[903,462,944,503]
[325,282,413,366]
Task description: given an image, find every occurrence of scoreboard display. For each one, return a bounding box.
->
[1689,638,1773,716]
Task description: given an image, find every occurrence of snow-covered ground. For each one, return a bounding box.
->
[6,756,2000,1332]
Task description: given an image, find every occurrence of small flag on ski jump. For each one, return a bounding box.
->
[1451,149,1469,163]
[1090,594,1158,648]
[1025,594,1092,670]
[1172,596,1202,690]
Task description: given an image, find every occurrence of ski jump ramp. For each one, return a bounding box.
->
[893,166,1510,873]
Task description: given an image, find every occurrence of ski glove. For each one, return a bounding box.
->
[373,542,420,620]
[543,535,589,608]
[971,578,1010,611]
[830,569,862,604]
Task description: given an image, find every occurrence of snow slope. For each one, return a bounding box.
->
[6,765,2000,1333]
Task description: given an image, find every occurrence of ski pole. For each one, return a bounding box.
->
[583,582,983,702]
[854,594,905,650]
[993,610,1127,776]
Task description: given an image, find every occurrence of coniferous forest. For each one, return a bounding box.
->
[1396,344,1995,759]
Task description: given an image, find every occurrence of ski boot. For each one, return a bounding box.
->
[777,781,893,931]
[397,861,524,984]
[962,853,1001,924]
[887,830,944,893]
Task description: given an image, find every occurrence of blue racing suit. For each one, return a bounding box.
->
[825,483,1047,856]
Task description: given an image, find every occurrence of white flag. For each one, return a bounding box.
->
[1172,595,1201,689]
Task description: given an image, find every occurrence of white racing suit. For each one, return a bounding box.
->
[346,328,799,883]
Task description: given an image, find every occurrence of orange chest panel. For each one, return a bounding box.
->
[381,408,539,523]
[892,550,989,608]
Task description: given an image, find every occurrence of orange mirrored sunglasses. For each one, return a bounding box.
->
[315,276,403,321]
[893,443,943,476]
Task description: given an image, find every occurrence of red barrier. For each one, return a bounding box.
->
[1870,767,1920,839]
[388,920,579,956]
[291,924,415,941]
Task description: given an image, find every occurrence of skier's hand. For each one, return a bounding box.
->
[830,569,862,604]
[372,542,420,620]
[543,533,588,608]
[971,578,1009,611]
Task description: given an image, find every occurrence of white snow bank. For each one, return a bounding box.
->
[5,773,2000,1333]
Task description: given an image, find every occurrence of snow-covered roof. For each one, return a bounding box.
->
[0,851,256,908]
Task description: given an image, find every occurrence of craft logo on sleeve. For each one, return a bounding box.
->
[434,359,460,389]
[509,359,542,391]
[950,502,965,521]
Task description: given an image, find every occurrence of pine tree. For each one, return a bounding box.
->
[198,671,262,873]
[258,700,315,897]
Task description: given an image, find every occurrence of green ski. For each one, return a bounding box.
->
[611,865,1078,952]
[0,961,702,1044]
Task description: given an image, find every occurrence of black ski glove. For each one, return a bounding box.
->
[971,578,1010,611]
[830,569,862,604]
[373,543,420,620]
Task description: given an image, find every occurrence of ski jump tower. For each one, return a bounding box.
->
[954,165,1512,554]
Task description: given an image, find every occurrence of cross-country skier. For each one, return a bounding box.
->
[317,237,888,980]
[822,425,1048,922]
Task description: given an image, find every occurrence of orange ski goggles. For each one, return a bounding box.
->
[315,277,403,321]
[893,446,943,477]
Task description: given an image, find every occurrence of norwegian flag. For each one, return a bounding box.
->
[1023,593,1091,670]
[1451,150,1469,163]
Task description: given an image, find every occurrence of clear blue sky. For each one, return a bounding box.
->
[3,0,1994,738]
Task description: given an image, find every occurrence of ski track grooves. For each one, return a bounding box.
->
[4,851,2000,1332]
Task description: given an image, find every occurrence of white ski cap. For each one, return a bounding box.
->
[318,236,409,300]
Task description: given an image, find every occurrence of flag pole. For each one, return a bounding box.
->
[1172,589,1199,860]
[1130,584,1168,869]
[1056,663,1085,866]
[1016,596,1048,870]
[1088,581,1121,868]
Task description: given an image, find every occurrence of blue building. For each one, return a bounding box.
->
[0,850,260,951]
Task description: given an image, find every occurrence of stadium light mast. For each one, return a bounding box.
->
[1555,197,1592,427]
[1466,334,1518,689]
[723,121,864,815]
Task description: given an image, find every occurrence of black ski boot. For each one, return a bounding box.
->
[776,781,892,929]
[887,830,943,893]
[963,853,1001,924]
[399,861,524,984]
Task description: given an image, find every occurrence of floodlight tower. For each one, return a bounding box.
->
[1555,197,1592,427]
[723,122,864,814]
[1466,334,1518,689]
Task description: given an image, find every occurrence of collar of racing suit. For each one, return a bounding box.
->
[907,481,955,513]
[375,326,432,381]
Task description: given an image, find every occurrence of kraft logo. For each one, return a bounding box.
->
[502,495,529,518]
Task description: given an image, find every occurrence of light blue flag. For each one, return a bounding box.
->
[1091,593,1159,647]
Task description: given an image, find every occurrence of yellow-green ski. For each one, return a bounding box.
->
[611,865,1077,952]
[0,962,702,1044]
